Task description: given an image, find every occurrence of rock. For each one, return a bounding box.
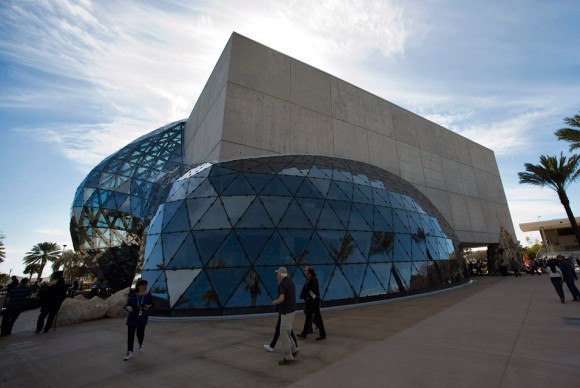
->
[106,287,130,318]
[57,296,109,326]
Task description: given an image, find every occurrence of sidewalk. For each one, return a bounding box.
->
[1,275,578,387]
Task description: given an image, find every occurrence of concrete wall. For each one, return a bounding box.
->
[184,32,515,245]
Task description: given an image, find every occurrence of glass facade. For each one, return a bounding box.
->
[70,120,188,289]
[140,155,468,316]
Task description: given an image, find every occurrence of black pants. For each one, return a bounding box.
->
[127,325,146,352]
[1,307,23,336]
[301,300,326,338]
[37,308,58,332]
[270,313,297,348]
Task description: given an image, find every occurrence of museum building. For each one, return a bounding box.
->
[70,33,515,316]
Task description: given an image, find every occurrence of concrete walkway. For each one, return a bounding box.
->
[1,275,579,387]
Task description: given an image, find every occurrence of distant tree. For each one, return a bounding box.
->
[0,232,5,264]
[52,249,89,283]
[554,111,580,151]
[522,237,543,260]
[23,242,61,282]
[23,263,41,281]
[518,153,580,245]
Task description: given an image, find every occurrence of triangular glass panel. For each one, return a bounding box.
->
[278,175,304,196]
[278,199,312,229]
[193,199,231,230]
[369,262,392,290]
[163,202,191,233]
[389,192,406,210]
[186,197,217,229]
[392,262,412,291]
[348,204,371,231]
[326,181,350,201]
[327,200,351,229]
[142,270,167,298]
[315,201,343,230]
[278,230,312,263]
[349,231,372,261]
[205,267,247,306]
[236,199,275,228]
[143,233,161,263]
[392,209,410,233]
[259,175,292,196]
[225,269,272,308]
[236,229,274,264]
[173,271,219,310]
[324,267,354,301]
[221,196,255,226]
[302,232,332,266]
[221,174,255,195]
[192,230,230,265]
[360,266,386,297]
[166,269,201,306]
[185,177,206,196]
[161,201,181,230]
[254,231,293,266]
[209,232,249,268]
[331,169,352,183]
[244,172,274,194]
[341,263,367,296]
[261,196,292,226]
[295,178,324,199]
[161,231,189,262]
[147,205,165,235]
[393,234,411,262]
[144,237,164,269]
[165,233,203,269]
[308,177,331,197]
[353,185,373,204]
[188,179,217,198]
[307,165,331,179]
[295,197,324,227]
[372,188,390,207]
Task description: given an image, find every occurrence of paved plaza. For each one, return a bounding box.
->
[1,275,579,387]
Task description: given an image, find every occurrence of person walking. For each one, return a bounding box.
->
[558,256,580,301]
[36,277,68,333]
[272,267,298,366]
[545,259,566,304]
[297,267,326,341]
[1,278,31,337]
[264,308,298,352]
[123,279,153,361]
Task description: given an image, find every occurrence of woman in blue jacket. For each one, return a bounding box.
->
[123,279,153,361]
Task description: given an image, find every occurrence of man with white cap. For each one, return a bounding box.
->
[273,266,298,365]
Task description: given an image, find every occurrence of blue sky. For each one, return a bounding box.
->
[1,0,579,277]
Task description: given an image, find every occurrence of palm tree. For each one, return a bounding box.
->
[23,242,61,282]
[518,153,580,245]
[555,111,580,151]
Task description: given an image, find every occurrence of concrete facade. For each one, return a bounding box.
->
[184,32,515,246]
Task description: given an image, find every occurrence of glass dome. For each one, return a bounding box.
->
[141,155,467,316]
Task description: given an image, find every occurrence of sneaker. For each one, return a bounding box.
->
[123,351,133,361]
[263,344,274,352]
[278,359,295,366]
[139,344,144,352]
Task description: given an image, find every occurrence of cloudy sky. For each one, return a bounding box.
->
[1,0,579,276]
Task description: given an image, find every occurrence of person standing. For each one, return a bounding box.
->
[558,256,580,301]
[297,267,326,341]
[545,259,566,303]
[1,278,31,337]
[123,279,153,361]
[36,277,68,333]
[272,267,298,366]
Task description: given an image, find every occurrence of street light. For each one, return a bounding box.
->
[63,244,67,254]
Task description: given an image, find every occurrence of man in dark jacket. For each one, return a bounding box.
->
[1,278,31,337]
[36,277,68,333]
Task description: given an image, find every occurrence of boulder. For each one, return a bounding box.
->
[57,296,109,326]
[106,287,130,318]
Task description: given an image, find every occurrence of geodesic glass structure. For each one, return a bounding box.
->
[140,155,466,316]
[70,120,188,289]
